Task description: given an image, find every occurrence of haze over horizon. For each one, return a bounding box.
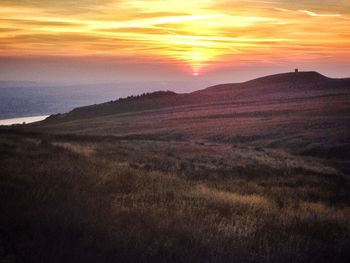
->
[0,0,349,84]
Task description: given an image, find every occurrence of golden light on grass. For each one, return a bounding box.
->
[53,142,96,157]
[194,185,272,209]
[0,0,349,73]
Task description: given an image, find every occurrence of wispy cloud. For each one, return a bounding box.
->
[299,10,341,17]
[274,7,290,12]
[0,0,349,72]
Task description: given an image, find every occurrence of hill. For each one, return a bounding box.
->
[41,71,349,122]
[1,71,350,263]
[35,71,350,162]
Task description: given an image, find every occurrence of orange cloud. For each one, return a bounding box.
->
[0,0,349,73]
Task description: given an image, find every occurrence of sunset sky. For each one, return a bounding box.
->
[0,0,349,83]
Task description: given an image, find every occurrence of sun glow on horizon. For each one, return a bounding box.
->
[0,0,349,74]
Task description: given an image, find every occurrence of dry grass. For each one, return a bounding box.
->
[300,201,350,219]
[193,184,272,208]
[0,131,349,263]
[52,142,96,157]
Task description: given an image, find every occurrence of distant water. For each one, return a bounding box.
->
[0,115,49,126]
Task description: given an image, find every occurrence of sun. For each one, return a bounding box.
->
[193,72,199,76]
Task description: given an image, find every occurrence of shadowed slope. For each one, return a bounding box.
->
[42,71,350,124]
[29,71,350,164]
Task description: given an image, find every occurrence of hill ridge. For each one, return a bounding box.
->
[41,71,350,124]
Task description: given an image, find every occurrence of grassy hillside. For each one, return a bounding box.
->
[1,71,349,262]
[1,130,350,263]
[35,72,350,173]
[41,71,350,123]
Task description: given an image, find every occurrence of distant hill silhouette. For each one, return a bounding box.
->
[49,90,180,121]
[43,71,350,123]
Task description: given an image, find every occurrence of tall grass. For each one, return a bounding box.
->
[0,132,349,262]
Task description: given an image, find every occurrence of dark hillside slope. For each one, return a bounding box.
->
[43,91,186,122]
[42,71,350,124]
[195,71,350,103]
[32,71,350,164]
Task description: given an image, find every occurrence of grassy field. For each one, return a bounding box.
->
[1,129,349,263]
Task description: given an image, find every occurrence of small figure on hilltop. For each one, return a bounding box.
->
[295,68,299,73]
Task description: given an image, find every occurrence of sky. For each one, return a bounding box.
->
[0,0,349,84]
